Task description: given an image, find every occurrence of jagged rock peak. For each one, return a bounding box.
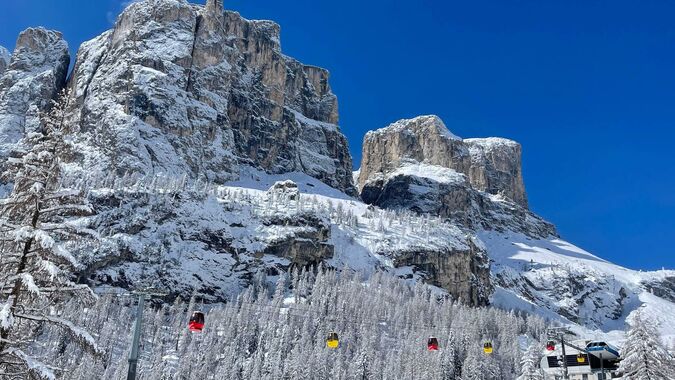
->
[0,46,9,74]
[358,114,527,207]
[206,0,224,13]
[0,27,69,156]
[368,115,461,140]
[59,0,355,194]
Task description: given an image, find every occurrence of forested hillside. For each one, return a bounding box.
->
[32,269,548,380]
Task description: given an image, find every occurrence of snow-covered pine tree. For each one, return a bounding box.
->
[0,89,101,380]
[619,309,675,380]
[518,342,544,380]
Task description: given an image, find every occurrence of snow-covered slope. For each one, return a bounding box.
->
[79,165,675,344]
[356,115,675,344]
[484,230,675,345]
[80,170,491,305]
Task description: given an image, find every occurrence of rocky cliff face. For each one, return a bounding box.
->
[0,0,491,307]
[63,0,354,193]
[0,28,69,156]
[358,115,528,207]
[0,46,10,75]
[391,240,491,306]
[357,115,551,238]
[75,177,491,305]
[465,138,527,207]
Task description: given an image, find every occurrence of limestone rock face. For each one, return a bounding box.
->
[465,138,527,207]
[358,115,527,207]
[358,116,553,238]
[0,46,10,75]
[63,0,354,194]
[358,115,470,188]
[0,28,69,155]
[360,163,555,238]
[392,240,492,306]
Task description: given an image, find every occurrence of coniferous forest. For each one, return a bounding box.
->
[31,269,548,380]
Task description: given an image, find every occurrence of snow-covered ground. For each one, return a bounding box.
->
[226,169,675,347]
[80,168,675,349]
[483,230,675,347]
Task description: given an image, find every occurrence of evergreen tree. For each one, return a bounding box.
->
[517,342,544,380]
[20,267,553,379]
[0,89,102,379]
[619,310,675,380]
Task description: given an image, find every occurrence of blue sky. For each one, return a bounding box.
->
[2,0,674,270]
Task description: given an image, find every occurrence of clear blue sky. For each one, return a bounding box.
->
[2,1,674,270]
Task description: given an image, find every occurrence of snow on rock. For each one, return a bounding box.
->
[77,171,491,305]
[0,46,10,74]
[360,162,554,237]
[358,114,528,207]
[0,28,69,156]
[367,115,462,140]
[57,0,355,194]
[484,230,675,343]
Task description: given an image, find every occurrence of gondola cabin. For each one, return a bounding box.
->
[427,337,439,351]
[483,342,493,354]
[326,332,339,349]
[541,339,622,380]
[188,311,205,332]
[546,340,555,351]
[585,341,620,360]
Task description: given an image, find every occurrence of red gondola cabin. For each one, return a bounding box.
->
[427,337,439,351]
[546,340,555,351]
[189,311,205,332]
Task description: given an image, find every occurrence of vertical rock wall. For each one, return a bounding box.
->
[0,28,69,156]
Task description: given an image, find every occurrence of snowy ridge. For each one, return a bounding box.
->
[367,115,462,140]
[464,137,520,149]
[483,230,675,346]
[81,169,487,304]
[0,46,10,74]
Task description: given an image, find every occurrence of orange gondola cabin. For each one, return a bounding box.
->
[427,337,439,351]
[188,311,205,332]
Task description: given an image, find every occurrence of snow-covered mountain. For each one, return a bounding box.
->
[0,0,673,347]
[356,114,675,345]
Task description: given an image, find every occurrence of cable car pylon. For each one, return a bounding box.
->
[126,288,167,380]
